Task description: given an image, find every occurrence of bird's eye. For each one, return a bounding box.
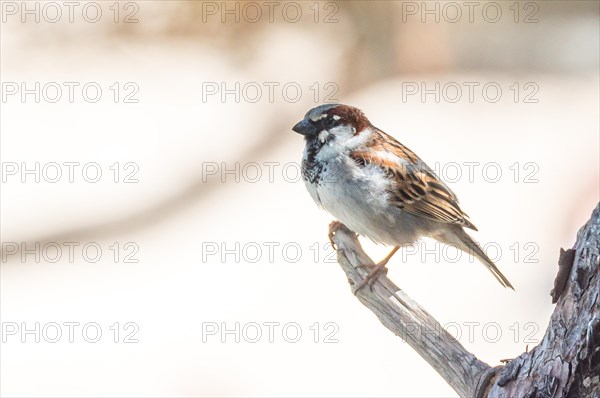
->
[324,116,336,127]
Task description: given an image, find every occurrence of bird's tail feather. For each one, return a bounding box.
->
[438,228,515,290]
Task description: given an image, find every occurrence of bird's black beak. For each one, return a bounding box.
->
[292,119,318,137]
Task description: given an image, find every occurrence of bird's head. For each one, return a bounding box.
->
[292,104,372,146]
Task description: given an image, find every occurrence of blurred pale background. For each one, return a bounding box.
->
[1,1,599,397]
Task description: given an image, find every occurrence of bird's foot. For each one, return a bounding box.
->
[352,263,388,295]
[352,246,399,294]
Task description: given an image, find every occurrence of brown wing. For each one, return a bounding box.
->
[350,131,478,231]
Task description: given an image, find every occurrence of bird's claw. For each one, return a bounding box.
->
[352,264,388,295]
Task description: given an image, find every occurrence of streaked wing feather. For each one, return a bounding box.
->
[351,130,478,230]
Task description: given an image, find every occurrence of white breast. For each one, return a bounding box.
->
[304,154,417,245]
[302,127,426,245]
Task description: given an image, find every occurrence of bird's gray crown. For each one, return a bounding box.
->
[305,103,342,122]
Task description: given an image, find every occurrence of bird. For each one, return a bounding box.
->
[292,103,514,291]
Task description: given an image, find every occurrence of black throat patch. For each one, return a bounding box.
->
[301,135,333,184]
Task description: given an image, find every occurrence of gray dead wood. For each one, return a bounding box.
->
[328,203,600,397]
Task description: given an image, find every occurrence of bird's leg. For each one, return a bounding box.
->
[353,246,400,294]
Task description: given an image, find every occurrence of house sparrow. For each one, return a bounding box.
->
[292,103,514,291]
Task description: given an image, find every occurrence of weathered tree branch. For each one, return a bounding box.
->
[329,203,600,397]
[329,221,497,397]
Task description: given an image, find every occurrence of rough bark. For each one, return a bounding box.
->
[328,203,600,397]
